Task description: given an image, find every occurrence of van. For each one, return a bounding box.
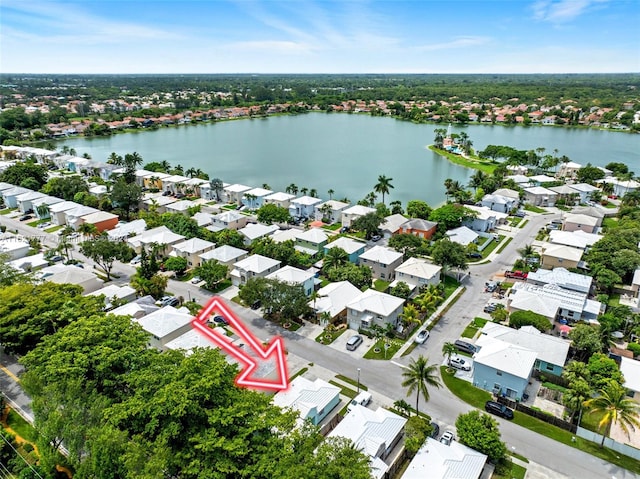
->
[347,391,372,412]
[346,335,363,351]
[454,339,478,355]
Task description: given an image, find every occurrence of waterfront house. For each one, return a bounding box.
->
[16,191,46,214]
[272,377,341,426]
[238,223,280,246]
[127,226,186,256]
[341,205,376,228]
[171,237,215,268]
[224,184,252,205]
[480,193,518,213]
[295,228,328,255]
[346,289,405,331]
[242,187,273,209]
[402,438,487,479]
[263,191,296,209]
[569,183,600,204]
[523,186,557,207]
[2,186,31,209]
[290,196,323,219]
[397,218,438,240]
[601,177,640,197]
[143,194,177,213]
[324,237,367,263]
[563,213,599,234]
[314,200,350,224]
[211,210,248,230]
[162,175,190,195]
[479,323,570,377]
[230,254,281,286]
[80,211,119,232]
[199,245,248,271]
[528,174,557,185]
[446,226,479,246]
[557,161,583,180]
[165,199,196,216]
[308,281,362,322]
[328,405,407,479]
[392,257,442,293]
[266,265,315,296]
[492,188,521,203]
[527,267,593,294]
[540,243,584,270]
[143,171,171,190]
[472,335,537,401]
[134,305,194,350]
[183,178,209,197]
[358,246,403,281]
[134,169,158,188]
[31,196,63,219]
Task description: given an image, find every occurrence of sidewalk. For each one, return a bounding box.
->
[511,456,569,479]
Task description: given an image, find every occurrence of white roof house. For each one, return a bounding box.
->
[45,266,104,294]
[192,212,214,227]
[480,323,570,370]
[224,183,252,194]
[328,405,407,479]
[244,187,273,198]
[474,335,538,380]
[548,230,602,250]
[233,254,281,276]
[526,267,593,294]
[309,281,363,318]
[571,206,606,220]
[87,284,137,309]
[8,253,49,272]
[342,204,376,227]
[272,377,341,426]
[619,357,640,401]
[347,289,405,317]
[446,226,479,246]
[529,174,557,184]
[324,237,367,255]
[65,205,100,228]
[393,257,442,288]
[381,214,410,236]
[402,438,487,479]
[143,194,177,209]
[239,223,280,244]
[127,226,186,251]
[0,236,30,260]
[200,245,248,265]
[541,243,584,264]
[270,228,301,244]
[492,188,520,200]
[291,195,322,207]
[173,238,216,255]
[164,328,222,355]
[359,245,403,266]
[264,191,296,204]
[107,219,147,241]
[134,305,194,349]
[266,265,315,295]
[109,297,160,319]
[165,199,196,214]
[296,228,328,245]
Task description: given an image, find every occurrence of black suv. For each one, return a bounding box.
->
[485,401,514,419]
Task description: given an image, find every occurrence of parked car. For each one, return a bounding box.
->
[467,252,482,259]
[190,276,201,284]
[211,315,229,326]
[160,296,180,307]
[504,270,527,279]
[515,210,526,218]
[414,329,430,344]
[340,226,350,233]
[429,422,440,439]
[371,234,382,242]
[19,214,33,221]
[454,339,478,355]
[49,255,64,263]
[485,400,514,420]
[129,255,142,265]
[484,303,498,313]
[448,356,472,371]
[440,430,455,446]
[346,335,363,351]
[485,281,500,293]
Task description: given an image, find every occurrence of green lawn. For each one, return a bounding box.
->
[479,235,503,257]
[373,279,390,292]
[524,204,547,214]
[604,201,617,209]
[510,217,523,227]
[442,276,460,299]
[6,409,38,443]
[203,279,232,293]
[493,461,527,479]
[363,338,404,360]
[290,367,308,381]
[0,208,17,215]
[461,324,478,339]
[495,237,513,255]
[45,224,63,233]
[428,146,497,174]
[335,374,368,391]
[315,327,347,345]
[519,219,529,229]
[322,223,341,231]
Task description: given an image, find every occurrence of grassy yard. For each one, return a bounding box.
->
[493,461,527,479]
[494,237,513,255]
[335,374,368,391]
[519,219,529,229]
[428,146,497,174]
[315,327,347,344]
[322,223,341,231]
[461,317,489,339]
[6,409,38,443]
[363,338,404,360]
[0,208,17,215]
[442,276,460,299]
[45,224,63,233]
[480,235,503,257]
[510,217,523,227]
[523,204,548,214]
[373,279,390,292]
[203,279,233,293]
[602,217,619,231]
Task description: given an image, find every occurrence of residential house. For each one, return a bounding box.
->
[2,186,31,208]
[308,281,362,322]
[402,438,487,479]
[324,237,367,263]
[392,257,442,295]
[107,219,147,241]
[80,211,119,232]
[563,213,599,234]
[346,289,405,331]
[65,205,100,230]
[528,174,557,185]
[134,169,157,188]
[192,211,213,227]
[479,323,570,377]
[463,205,507,233]
[31,196,63,219]
[87,284,137,310]
[8,253,49,273]
[328,405,407,479]
[88,184,108,198]
[570,183,601,204]
[508,282,602,324]
[380,214,409,238]
[165,199,196,216]
[472,335,537,401]
[619,357,640,403]
[44,265,104,294]
[295,228,328,255]
[48,201,81,226]
[0,234,30,259]
[492,188,521,203]
[601,177,640,197]
[526,267,593,294]
[549,184,580,205]
[540,243,584,270]
[142,171,171,190]
[570,206,605,227]
[0,181,16,194]
[162,175,190,195]
[632,269,640,301]
[266,265,315,296]
[242,187,273,209]
[506,165,529,175]
[109,296,160,320]
[199,245,248,271]
[397,218,438,240]
[143,194,177,213]
[134,305,194,350]
[224,184,252,205]
[523,186,557,207]
[211,210,249,231]
[172,238,215,268]
[263,191,296,209]
[548,230,602,251]
[15,191,46,213]
[480,193,518,213]
[289,196,323,219]
[230,254,281,286]
[182,178,209,197]
[127,226,186,256]
[341,205,376,228]
[556,161,583,180]
[358,246,404,281]
[272,377,341,426]
[446,225,479,246]
[238,223,280,246]
[164,328,220,355]
[314,200,349,224]
[505,175,531,187]
[270,228,301,244]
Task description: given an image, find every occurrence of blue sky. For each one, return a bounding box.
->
[1,0,638,73]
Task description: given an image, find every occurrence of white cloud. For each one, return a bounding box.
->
[416,36,491,52]
[226,40,314,54]
[532,0,609,23]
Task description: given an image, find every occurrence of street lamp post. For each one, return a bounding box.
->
[357,368,361,394]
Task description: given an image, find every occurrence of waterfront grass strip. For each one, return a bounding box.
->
[428,146,496,174]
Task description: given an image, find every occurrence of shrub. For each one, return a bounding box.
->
[626,342,640,357]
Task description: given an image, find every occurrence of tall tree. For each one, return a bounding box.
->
[209,177,224,201]
[195,259,228,289]
[374,174,394,204]
[323,246,349,270]
[431,238,468,280]
[80,236,135,280]
[584,380,640,447]
[455,410,507,463]
[111,178,142,221]
[401,355,441,414]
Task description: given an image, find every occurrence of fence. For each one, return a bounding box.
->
[532,369,569,388]
[497,396,577,433]
[576,427,640,460]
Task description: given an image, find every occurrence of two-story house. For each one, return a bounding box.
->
[172,238,216,268]
[392,257,442,294]
[199,244,248,271]
[211,210,249,231]
[358,246,403,281]
[480,193,518,214]
[346,289,405,332]
[272,377,341,426]
[290,196,323,219]
[397,218,438,240]
[230,254,281,286]
[341,205,376,228]
[324,237,367,264]
[263,191,296,209]
[242,187,273,209]
[295,228,328,255]
[238,223,280,246]
[266,265,316,296]
[315,200,350,224]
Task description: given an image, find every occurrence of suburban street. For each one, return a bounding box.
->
[0,210,635,478]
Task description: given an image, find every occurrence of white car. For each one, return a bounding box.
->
[414,329,430,344]
[190,276,201,284]
[440,430,455,446]
[448,356,472,371]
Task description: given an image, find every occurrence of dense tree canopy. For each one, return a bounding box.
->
[42,175,89,200]
[0,161,49,189]
[508,310,552,333]
[455,410,507,463]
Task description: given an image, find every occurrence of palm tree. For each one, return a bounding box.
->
[78,223,99,238]
[401,304,420,329]
[374,175,394,204]
[82,152,92,159]
[562,377,591,424]
[309,188,317,198]
[209,178,224,201]
[108,152,123,165]
[584,380,640,447]
[323,247,349,271]
[328,189,335,199]
[185,167,197,178]
[286,183,298,195]
[468,170,487,191]
[517,244,535,261]
[262,183,271,190]
[160,160,172,173]
[442,342,457,366]
[433,128,447,149]
[300,187,309,196]
[35,203,50,219]
[401,356,441,414]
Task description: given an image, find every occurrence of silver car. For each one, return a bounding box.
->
[448,356,472,371]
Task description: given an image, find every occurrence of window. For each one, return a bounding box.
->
[496,371,502,376]
[380,273,385,279]
[546,364,555,371]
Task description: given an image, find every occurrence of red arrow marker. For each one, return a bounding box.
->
[192,296,289,392]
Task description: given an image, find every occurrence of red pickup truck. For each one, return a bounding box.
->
[505,270,528,279]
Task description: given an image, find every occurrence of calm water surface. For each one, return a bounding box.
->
[61,114,639,207]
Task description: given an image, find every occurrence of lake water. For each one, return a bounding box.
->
[60,114,639,207]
